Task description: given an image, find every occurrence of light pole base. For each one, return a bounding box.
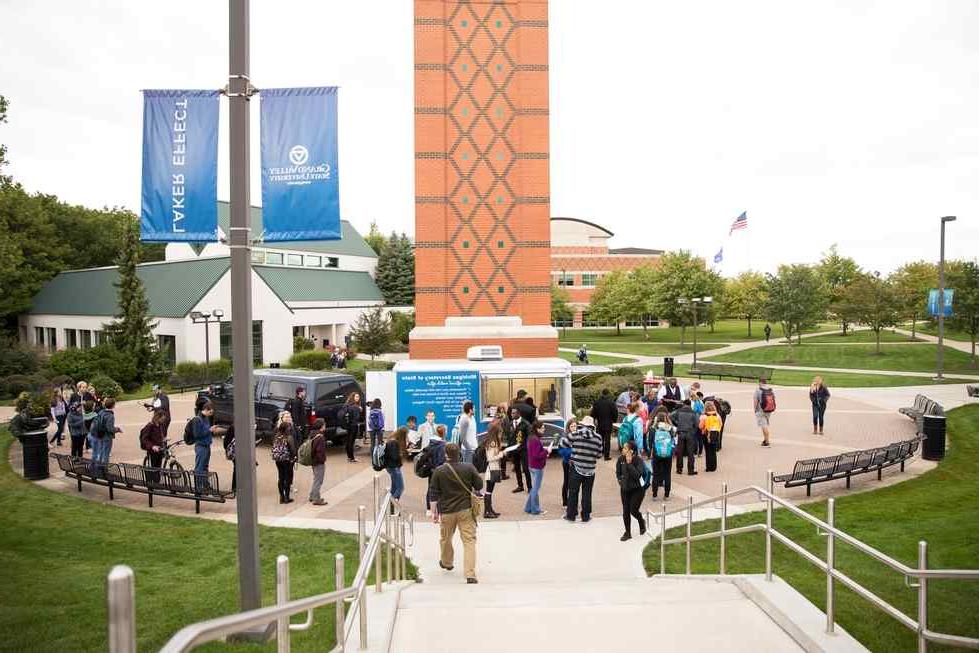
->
[932,376,945,383]
[226,623,274,643]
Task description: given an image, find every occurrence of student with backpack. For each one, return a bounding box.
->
[754,377,777,447]
[271,421,298,504]
[302,418,328,505]
[67,401,87,459]
[670,399,699,476]
[618,402,644,456]
[383,427,408,510]
[90,397,122,467]
[416,424,447,518]
[699,401,723,472]
[649,413,675,499]
[368,398,385,450]
[616,441,647,541]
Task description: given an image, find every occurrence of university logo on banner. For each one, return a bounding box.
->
[140,90,220,242]
[260,87,341,242]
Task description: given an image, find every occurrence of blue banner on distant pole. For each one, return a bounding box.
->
[260,87,340,242]
[140,90,219,242]
[928,289,954,317]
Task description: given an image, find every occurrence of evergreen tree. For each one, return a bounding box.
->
[375,232,415,305]
[104,218,159,380]
[364,221,387,256]
[350,307,392,360]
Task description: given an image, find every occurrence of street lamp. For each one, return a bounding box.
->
[936,216,956,380]
[678,296,713,369]
[190,309,225,378]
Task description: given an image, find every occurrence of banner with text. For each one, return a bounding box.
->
[396,370,480,432]
[140,90,219,242]
[260,87,340,241]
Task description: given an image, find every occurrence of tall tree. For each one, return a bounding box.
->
[349,306,392,360]
[0,94,9,176]
[890,261,936,340]
[364,221,387,256]
[104,219,159,381]
[764,264,829,345]
[649,251,722,346]
[588,270,631,335]
[550,283,573,326]
[375,232,415,305]
[819,244,861,334]
[850,273,900,354]
[628,264,659,338]
[722,271,768,337]
[946,260,979,367]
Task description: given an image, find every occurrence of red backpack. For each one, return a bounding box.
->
[760,388,777,413]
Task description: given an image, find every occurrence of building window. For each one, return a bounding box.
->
[65,329,78,348]
[157,335,176,368]
[251,249,264,263]
[220,321,263,365]
[306,255,322,267]
[326,257,339,268]
[497,240,504,248]
[581,273,599,287]
[265,252,284,265]
[462,241,470,249]
[556,273,574,287]
[287,254,303,266]
[35,327,44,347]
[551,318,573,328]
[462,286,470,294]
[481,376,561,419]
[498,286,504,293]
[582,312,613,328]
[93,330,104,346]
[80,330,92,349]
[46,328,57,350]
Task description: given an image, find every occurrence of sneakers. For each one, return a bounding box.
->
[562,516,576,523]
[688,471,698,476]
[761,440,771,447]
[466,577,478,584]
[512,487,524,493]
[311,499,327,506]
[620,533,632,542]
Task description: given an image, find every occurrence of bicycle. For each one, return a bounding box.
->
[143,439,185,473]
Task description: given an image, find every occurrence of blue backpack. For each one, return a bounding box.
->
[654,429,675,459]
[618,415,641,448]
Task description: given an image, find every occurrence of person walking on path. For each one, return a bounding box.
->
[144,384,172,438]
[561,415,603,523]
[809,376,830,435]
[340,392,363,463]
[90,397,122,467]
[481,423,504,519]
[754,378,777,447]
[384,426,408,509]
[649,413,675,499]
[67,401,88,459]
[368,398,385,450]
[670,399,699,476]
[272,421,298,504]
[507,406,533,493]
[591,388,618,461]
[308,418,328,505]
[284,386,309,446]
[699,401,723,472]
[458,400,477,463]
[524,421,551,516]
[423,425,448,518]
[430,443,483,584]
[616,441,647,541]
[764,323,772,342]
[49,387,68,446]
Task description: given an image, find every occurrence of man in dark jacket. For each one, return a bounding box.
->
[590,389,618,461]
[505,406,533,493]
[670,400,699,475]
[145,385,172,437]
[430,443,483,584]
[512,390,536,423]
[284,386,309,446]
[308,418,328,505]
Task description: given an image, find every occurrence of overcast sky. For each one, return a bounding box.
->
[2,0,977,275]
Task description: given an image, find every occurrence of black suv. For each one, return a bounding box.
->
[200,369,364,443]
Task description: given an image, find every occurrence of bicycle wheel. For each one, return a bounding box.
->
[142,454,150,468]
[169,458,185,473]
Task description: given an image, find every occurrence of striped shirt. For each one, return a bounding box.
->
[560,426,603,477]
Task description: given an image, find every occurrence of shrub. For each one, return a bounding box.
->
[46,344,139,388]
[572,372,644,413]
[0,373,48,398]
[288,351,332,370]
[293,336,314,352]
[169,359,232,389]
[46,374,75,388]
[390,312,415,346]
[0,336,42,377]
[29,388,53,417]
[88,373,123,399]
[347,360,394,384]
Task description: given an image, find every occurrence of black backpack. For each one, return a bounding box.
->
[183,418,196,445]
[472,445,488,473]
[414,445,435,478]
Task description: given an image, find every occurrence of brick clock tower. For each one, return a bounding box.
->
[410,0,559,359]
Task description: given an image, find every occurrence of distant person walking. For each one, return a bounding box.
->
[561,415,603,523]
[430,443,483,584]
[272,421,298,504]
[524,421,551,516]
[764,323,772,342]
[458,400,477,463]
[590,388,617,461]
[809,376,830,435]
[384,426,407,508]
[616,441,647,541]
[754,378,776,447]
[49,387,68,446]
[422,425,447,518]
[308,418,328,505]
[340,392,363,463]
[368,398,385,450]
[67,401,87,459]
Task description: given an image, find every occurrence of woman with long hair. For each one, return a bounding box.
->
[809,376,830,435]
[342,392,363,463]
[616,441,647,541]
[524,421,550,516]
[271,421,297,504]
[49,386,69,446]
[482,423,504,518]
[385,427,408,508]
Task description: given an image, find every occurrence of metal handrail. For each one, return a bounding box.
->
[647,471,979,651]
[108,474,413,653]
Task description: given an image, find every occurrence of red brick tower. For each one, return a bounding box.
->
[410,0,558,359]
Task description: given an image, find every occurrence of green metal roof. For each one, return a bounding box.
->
[28,258,230,318]
[216,202,377,259]
[254,265,384,303]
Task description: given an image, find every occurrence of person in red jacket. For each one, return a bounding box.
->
[139,409,167,484]
[308,418,328,505]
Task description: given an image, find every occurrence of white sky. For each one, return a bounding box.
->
[1,0,977,275]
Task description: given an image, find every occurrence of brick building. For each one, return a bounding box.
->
[409,0,559,359]
[550,217,662,328]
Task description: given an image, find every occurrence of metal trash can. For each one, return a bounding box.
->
[921,414,947,461]
[663,357,675,377]
[18,428,51,481]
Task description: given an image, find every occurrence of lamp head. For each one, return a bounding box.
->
[190,311,202,320]
[212,309,225,319]
[941,216,957,223]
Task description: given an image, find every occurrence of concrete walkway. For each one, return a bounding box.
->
[895,327,976,356]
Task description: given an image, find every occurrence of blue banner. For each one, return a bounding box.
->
[396,370,480,432]
[140,90,219,242]
[260,87,340,241]
[928,289,954,317]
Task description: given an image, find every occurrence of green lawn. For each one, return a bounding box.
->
[671,363,975,388]
[558,320,839,345]
[803,330,920,343]
[705,343,979,375]
[0,429,412,652]
[644,405,979,652]
[915,322,975,344]
[558,350,637,365]
[565,342,726,357]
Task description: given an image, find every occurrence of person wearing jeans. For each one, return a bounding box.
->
[91,398,122,468]
[809,377,830,435]
[561,416,603,523]
[192,402,223,493]
[67,402,87,459]
[524,422,550,516]
[616,441,647,541]
[49,388,68,446]
[384,428,407,509]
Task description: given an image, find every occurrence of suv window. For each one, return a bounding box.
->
[315,381,342,404]
[267,380,306,400]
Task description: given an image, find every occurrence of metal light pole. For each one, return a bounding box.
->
[679,297,712,370]
[936,216,956,381]
[228,0,263,626]
[189,309,224,381]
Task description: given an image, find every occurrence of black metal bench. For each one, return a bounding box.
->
[898,394,944,434]
[774,436,923,496]
[50,453,232,514]
[967,385,978,399]
[688,362,775,383]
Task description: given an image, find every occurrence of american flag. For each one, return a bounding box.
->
[729,211,748,235]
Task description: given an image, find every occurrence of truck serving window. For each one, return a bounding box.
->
[481,377,562,419]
